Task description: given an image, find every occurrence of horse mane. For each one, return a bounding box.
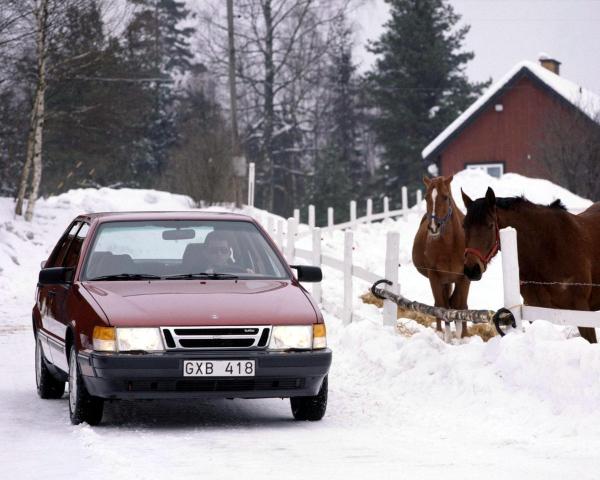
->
[495,196,567,211]
[466,195,567,225]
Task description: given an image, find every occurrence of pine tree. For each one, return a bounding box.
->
[124,0,195,181]
[366,0,488,201]
[309,19,363,224]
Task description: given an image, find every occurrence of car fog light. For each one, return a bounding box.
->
[268,325,312,350]
[313,324,327,349]
[93,326,116,352]
[116,328,165,352]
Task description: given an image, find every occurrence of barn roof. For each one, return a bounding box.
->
[422,61,600,161]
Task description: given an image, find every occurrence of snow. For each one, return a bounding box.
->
[2,171,600,478]
[422,60,600,159]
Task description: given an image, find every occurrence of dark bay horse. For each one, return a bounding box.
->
[462,187,600,343]
[413,175,470,338]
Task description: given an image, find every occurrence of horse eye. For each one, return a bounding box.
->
[488,223,494,229]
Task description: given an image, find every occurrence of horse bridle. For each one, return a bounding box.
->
[464,216,500,266]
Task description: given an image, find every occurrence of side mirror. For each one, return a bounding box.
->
[290,265,322,283]
[39,267,74,285]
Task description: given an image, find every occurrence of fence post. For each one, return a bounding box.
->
[383,231,400,326]
[402,186,408,217]
[285,217,297,262]
[416,189,423,213]
[500,227,522,330]
[293,208,300,224]
[276,219,284,251]
[308,204,316,229]
[327,207,334,228]
[343,230,353,325]
[247,162,255,208]
[366,198,373,223]
[312,228,322,303]
[383,196,389,214]
[350,200,357,225]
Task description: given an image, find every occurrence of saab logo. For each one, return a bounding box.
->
[244,329,254,333]
[210,314,219,320]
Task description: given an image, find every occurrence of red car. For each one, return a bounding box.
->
[33,212,331,425]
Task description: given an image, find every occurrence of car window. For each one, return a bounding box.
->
[62,223,89,269]
[46,222,81,268]
[81,220,290,280]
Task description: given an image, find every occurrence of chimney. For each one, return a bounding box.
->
[538,53,561,75]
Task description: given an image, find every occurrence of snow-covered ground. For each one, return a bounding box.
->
[1,171,600,479]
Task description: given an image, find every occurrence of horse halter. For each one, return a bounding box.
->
[464,217,500,266]
[428,200,453,233]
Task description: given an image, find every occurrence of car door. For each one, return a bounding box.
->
[50,222,90,372]
[38,221,81,365]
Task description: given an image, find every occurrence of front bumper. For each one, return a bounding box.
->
[78,349,332,400]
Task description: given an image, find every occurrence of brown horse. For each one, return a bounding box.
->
[413,175,470,338]
[462,187,600,343]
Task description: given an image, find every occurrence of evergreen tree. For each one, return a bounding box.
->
[366,0,488,201]
[125,0,195,181]
[43,0,151,193]
[309,20,362,224]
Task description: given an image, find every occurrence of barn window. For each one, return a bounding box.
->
[465,162,504,178]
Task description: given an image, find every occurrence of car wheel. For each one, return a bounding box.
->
[68,345,103,425]
[290,375,328,421]
[35,337,65,399]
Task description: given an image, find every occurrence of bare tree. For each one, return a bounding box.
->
[197,0,354,213]
[536,104,600,201]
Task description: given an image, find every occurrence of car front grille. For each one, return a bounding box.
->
[161,326,271,350]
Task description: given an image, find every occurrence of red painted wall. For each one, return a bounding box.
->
[439,75,564,178]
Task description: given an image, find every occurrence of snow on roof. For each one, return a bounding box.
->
[422,60,600,159]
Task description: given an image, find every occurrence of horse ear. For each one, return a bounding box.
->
[423,176,431,187]
[485,187,496,206]
[444,175,454,185]
[461,189,473,208]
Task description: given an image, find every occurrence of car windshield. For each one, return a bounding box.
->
[81,220,289,281]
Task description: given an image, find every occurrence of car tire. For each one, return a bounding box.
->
[290,375,328,421]
[68,345,103,425]
[35,337,65,399]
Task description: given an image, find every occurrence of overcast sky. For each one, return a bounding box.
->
[352,0,600,94]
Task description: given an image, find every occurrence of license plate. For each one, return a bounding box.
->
[183,360,256,377]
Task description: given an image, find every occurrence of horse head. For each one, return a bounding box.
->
[423,175,454,237]
[461,187,500,281]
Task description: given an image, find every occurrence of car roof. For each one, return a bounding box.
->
[75,211,256,224]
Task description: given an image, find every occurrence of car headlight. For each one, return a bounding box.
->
[268,325,326,351]
[93,327,165,352]
[116,328,165,352]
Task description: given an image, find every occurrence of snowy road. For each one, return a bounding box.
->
[3,175,600,479]
[3,316,600,480]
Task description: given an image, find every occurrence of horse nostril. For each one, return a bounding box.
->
[464,264,482,281]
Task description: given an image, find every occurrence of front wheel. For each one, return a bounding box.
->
[291,376,328,421]
[35,337,65,399]
[68,345,103,425]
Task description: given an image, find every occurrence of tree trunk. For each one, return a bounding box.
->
[14,97,38,216]
[24,0,49,222]
[262,0,275,212]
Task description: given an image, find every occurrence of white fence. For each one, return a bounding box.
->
[250,194,423,326]
[500,227,600,331]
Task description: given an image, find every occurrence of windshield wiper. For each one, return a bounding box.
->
[164,272,239,280]
[88,273,163,281]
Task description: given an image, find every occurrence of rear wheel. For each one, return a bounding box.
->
[291,376,328,421]
[35,337,65,399]
[68,345,103,425]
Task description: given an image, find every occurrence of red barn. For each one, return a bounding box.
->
[422,57,600,179]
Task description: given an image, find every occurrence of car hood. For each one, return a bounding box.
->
[82,280,318,327]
